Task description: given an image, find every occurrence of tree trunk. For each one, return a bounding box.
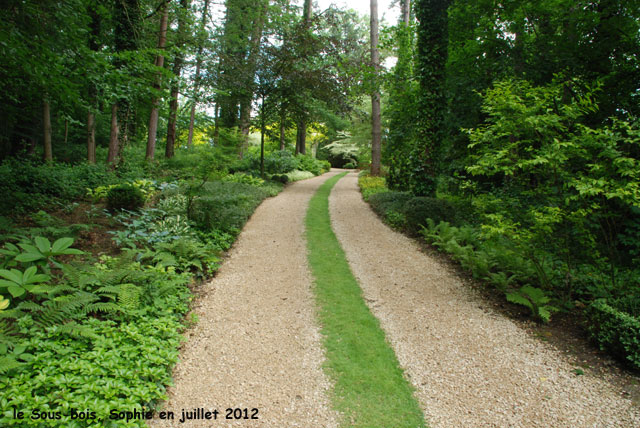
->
[146,3,169,161]
[370,0,382,175]
[187,0,210,148]
[279,107,286,150]
[238,0,267,158]
[402,0,411,25]
[260,95,265,178]
[239,100,251,158]
[107,103,119,166]
[87,3,100,164]
[42,98,52,162]
[303,0,312,25]
[166,0,190,159]
[87,111,96,163]
[213,103,220,145]
[296,118,306,155]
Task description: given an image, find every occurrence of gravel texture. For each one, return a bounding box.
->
[328,172,640,428]
[149,172,341,428]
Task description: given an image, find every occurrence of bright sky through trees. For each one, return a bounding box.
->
[317,0,400,23]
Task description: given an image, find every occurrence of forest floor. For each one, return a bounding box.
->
[151,170,640,428]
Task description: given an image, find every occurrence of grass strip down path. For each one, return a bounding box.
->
[306,172,427,428]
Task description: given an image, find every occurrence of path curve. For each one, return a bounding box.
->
[329,172,640,428]
[150,172,341,428]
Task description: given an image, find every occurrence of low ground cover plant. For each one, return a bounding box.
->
[0,145,286,426]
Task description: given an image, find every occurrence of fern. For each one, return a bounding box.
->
[0,355,24,374]
[51,321,98,339]
[84,302,121,314]
[31,291,98,328]
[117,283,141,311]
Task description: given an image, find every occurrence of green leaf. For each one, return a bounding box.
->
[0,269,22,284]
[22,266,38,283]
[0,279,16,288]
[51,237,74,253]
[506,291,534,311]
[13,345,25,354]
[34,237,51,254]
[15,253,45,262]
[7,285,25,298]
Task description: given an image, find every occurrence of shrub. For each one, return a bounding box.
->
[286,170,315,182]
[270,174,289,184]
[402,197,458,234]
[265,151,299,174]
[106,185,145,211]
[358,175,387,201]
[0,159,113,215]
[222,172,265,186]
[585,300,640,369]
[297,155,330,175]
[368,191,412,217]
[343,162,357,169]
[189,181,273,233]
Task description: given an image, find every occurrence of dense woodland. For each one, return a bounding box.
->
[0,0,639,425]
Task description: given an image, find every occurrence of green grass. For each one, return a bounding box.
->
[305,172,427,428]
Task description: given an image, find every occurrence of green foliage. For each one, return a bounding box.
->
[0,160,114,215]
[87,179,157,203]
[232,151,330,177]
[506,286,559,323]
[402,197,458,235]
[358,175,388,201]
[367,191,412,216]
[286,170,315,182]
[0,316,185,426]
[585,300,640,370]
[367,191,460,235]
[106,184,146,212]
[189,181,277,233]
[222,172,265,186]
[270,173,290,184]
[0,267,49,299]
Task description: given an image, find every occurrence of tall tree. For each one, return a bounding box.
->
[369,0,381,175]
[86,3,102,164]
[146,2,170,161]
[166,0,191,158]
[42,96,52,162]
[384,0,417,188]
[412,0,449,194]
[295,0,314,155]
[187,0,210,148]
[108,0,141,166]
[238,0,268,157]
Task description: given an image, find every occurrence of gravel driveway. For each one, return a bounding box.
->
[329,172,640,428]
[149,172,341,428]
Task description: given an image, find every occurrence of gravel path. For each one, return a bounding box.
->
[149,172,341,428]
[329,172,640,428]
